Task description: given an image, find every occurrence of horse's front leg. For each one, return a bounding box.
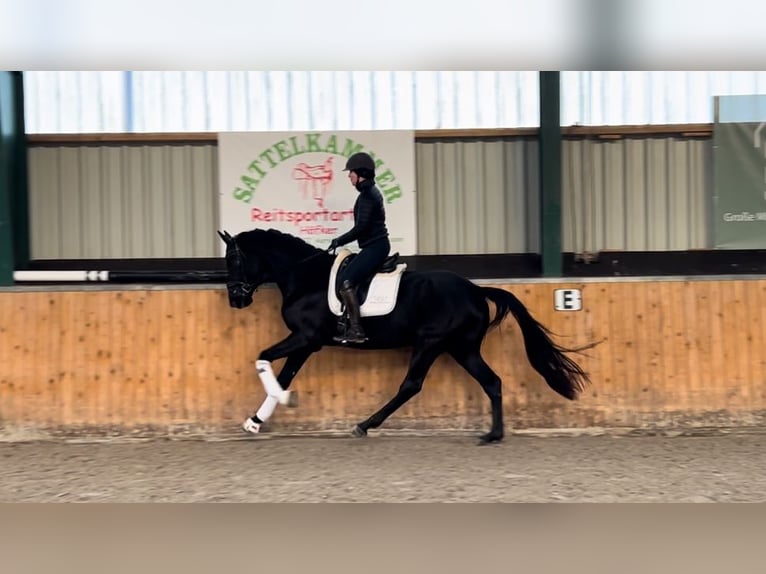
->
[243,334,315,434]
[254,332,315,406]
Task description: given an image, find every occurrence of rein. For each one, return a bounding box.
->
[262,248,332,277]
[231,244,333,292]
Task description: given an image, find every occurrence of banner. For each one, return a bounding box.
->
[713,97,766,248]
[217,130,417,256]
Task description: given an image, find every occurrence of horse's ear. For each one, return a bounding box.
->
[217,230,233,245]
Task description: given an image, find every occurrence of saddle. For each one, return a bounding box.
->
[334,251,399,301]
[327,249,408,318]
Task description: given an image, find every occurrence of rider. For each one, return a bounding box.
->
[328,151,391,344]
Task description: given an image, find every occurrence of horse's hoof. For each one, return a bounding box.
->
[242,418,262,435]
[284,391,298,408]
[351,425,367,438]
[478,432,503,445]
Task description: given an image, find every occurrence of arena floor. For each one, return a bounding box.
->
[2,430,765,502]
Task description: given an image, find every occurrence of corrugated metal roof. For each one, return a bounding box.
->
[561,71,766,125]
[22,71,766,134]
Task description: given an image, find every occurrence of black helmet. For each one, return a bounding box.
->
[343,152,376,174]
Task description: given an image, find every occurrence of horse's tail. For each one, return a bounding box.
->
[481,286,597,401]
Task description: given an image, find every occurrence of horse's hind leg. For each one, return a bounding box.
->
[450,347,504,444]
[352,344,442,437]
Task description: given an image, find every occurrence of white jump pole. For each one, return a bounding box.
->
[13,270,111,282]
[12,269,227,283]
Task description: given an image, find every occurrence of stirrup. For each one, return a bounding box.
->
[334,311,348,340]
[336,326,367,344]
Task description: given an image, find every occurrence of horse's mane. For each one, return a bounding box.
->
[235,228,325,261]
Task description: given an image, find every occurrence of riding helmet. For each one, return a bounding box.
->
[343,152,376,176]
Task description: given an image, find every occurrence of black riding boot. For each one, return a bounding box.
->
[334,281,368,344]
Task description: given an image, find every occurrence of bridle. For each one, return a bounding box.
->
[225,241,257,300]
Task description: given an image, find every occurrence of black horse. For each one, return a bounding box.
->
[218,227,595,444]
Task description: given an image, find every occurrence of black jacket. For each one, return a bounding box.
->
[334,179,389,248]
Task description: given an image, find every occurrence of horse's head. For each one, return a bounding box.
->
[218,230,259,309]
[219,227,331,307]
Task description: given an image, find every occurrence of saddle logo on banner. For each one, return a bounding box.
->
[291,156,335,209]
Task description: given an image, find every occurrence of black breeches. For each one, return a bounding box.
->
[338,238,390,288]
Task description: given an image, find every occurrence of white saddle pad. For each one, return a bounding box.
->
[327,248,407,317]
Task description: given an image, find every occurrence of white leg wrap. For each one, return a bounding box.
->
[255,395,279,422]
[256,360,292,406]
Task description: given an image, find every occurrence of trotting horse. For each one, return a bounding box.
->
[218,227,595,444]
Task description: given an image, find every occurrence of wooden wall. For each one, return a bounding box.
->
[1,278,765,438]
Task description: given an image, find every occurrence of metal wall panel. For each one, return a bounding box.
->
[562,137,711,254]
[27,140,542,258]
[28,144,218,259]
[26,137,712,259]
[415,140,539,254]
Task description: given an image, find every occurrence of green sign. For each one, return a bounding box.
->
[713,121,766,248]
